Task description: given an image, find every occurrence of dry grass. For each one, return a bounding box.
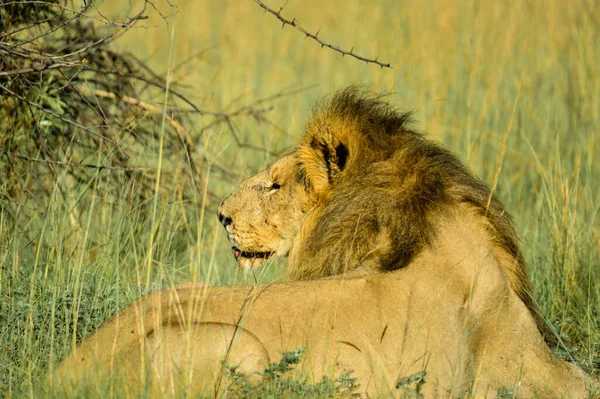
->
[0,0,598,396]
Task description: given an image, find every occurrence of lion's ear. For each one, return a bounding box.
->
[333,142,349,171]
[299,126,350,199]
[320,126,349,178]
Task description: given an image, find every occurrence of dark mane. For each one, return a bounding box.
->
[298,86,554,344]
[316,87,414,139]
[312,87,524,268]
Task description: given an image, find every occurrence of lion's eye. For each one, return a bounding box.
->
[267,182,281,194]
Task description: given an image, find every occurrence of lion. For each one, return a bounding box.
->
[52,88,596,397]
[52,255,594,397]
[218,87,551,343]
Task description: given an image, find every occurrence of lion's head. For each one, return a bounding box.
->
[217,153,312,272]
[218,87,553,343]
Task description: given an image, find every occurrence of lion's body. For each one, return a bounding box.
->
[54,209,593,397]
[54,88,596,397]
[219,88,551,342]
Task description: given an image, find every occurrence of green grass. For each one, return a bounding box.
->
[1,0,599,397]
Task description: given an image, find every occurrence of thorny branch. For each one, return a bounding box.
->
[254,0,392,69]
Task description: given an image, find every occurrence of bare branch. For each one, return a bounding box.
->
[0,82,125,153]
[48,8,149,60]
[2,2,148,61]
[0,60,83,77]
[0,0,153,38]
[0,0,308,227]
[76,86,195,150]
[0,15,57,39]
[223,117,279,156]
[3,2,93,48]
[1,149,150,172]
[254,0,392,68]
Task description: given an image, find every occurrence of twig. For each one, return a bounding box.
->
[76,86,194,150]
[0,1,152,39]
[3,2,148,61]
[171,44,218,75]
[74,86,206,186]
[253,0,392,68]
[228,84,316,116]
[223,117,279,156]
[78,66,267,118]
[0,60,83,77]
[0,82,125,153]
[0,15,57,39]
[77,67,308,124]
[0,192,40,213]
[2,149,150,171]
[3,2,93,48]
[50,11,149,60]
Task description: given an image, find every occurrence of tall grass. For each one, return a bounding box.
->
[0,0,598,396]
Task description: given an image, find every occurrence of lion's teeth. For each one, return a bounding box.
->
[239,257,251,272]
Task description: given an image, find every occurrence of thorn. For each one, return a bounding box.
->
[321,44,324,48]
[305,33,309,38]
[316,28,320,37]
[350,46,354,53]
[282,22,285,29]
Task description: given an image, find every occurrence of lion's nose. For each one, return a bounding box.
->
[217,211,232,228]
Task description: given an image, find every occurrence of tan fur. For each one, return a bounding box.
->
[219,88,551,342]
[53,210,595,397]
[54,88,597,396]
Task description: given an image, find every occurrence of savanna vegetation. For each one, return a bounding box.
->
[0,0,598,397]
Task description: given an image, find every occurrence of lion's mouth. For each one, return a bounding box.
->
[232,246,273,260]
[232,246,273,270]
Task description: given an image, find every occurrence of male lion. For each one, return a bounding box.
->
[218,87,551,342]
[53,253,593,397]
[54,88,596,397]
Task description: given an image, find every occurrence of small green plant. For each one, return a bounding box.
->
[496,386,518,399]
[396,370,427,399]
[223,348,357,398]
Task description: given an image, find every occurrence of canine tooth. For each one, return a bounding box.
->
[239,257,251,271]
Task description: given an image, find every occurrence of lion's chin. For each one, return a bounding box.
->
[232,246,273,272]
[238,257,268,272]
